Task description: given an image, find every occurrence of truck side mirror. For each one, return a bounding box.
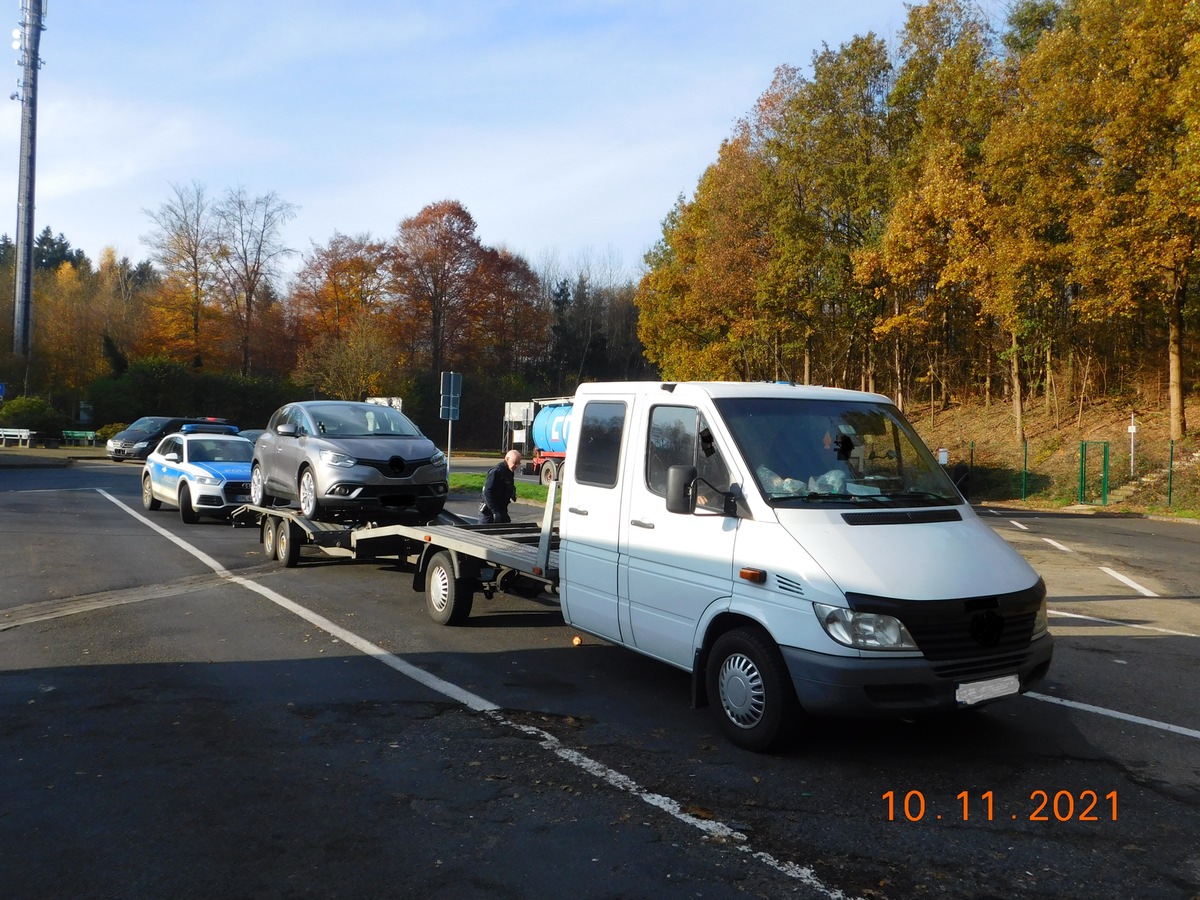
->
[665,465,698,514]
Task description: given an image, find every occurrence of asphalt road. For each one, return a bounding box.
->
[2,460,1198,899]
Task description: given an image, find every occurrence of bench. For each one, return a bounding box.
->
[0,428,34,447]
[62,430,98,446]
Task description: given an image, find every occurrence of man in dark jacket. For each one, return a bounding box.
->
[479,450,522,523]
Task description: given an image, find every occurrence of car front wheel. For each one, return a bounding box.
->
[141,475,161,511]
[705,626,800,752]
[179,485,200,524]
[250,463,273,507]
[298,468,323,520]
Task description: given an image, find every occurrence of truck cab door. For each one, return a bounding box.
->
[559,399,629,644]
[621,405,737,668]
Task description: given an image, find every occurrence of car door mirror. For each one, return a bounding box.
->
[164,452,180,463]
[277,423,298,437]
[665,465,698,515]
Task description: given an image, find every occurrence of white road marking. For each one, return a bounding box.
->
[1027,692,1200,741]
[1009,520,1029,531]
[1098,566,1158,597]
[97,490,857,899]
[1049,609,1198,638]
[1031,535,1158,598]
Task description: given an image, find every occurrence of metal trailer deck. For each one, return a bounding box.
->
[232,482,560,625]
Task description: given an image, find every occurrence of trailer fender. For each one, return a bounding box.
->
[412,545,483,593]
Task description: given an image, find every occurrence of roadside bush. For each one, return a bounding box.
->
[0,395,71,434]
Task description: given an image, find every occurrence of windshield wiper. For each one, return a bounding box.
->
[768,491,892,505]
[879,490,955,503]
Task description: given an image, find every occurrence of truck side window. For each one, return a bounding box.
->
[645,407,730,502]
[575,401,627,487]
[646,405,697,495]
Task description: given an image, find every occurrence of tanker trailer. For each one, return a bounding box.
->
[525,398,572,484]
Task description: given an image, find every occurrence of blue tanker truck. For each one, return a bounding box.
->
[504,397,572,484]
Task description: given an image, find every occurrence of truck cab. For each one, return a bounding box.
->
[557,381,1052,751]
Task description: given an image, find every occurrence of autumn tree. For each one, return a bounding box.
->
[637,127,773,379]
[291,232,388,337]
[870,0,1000,420]
[386,200,483,380]
[211,186,297,377]
[293,311,395,401]
[143,182,219,368]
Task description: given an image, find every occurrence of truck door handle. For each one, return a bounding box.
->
[568,507,588,516]
[631,519,655,529]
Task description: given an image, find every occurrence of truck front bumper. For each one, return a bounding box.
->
[780,635,1053,717]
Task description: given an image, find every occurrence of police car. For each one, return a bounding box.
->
[140,424,255,523]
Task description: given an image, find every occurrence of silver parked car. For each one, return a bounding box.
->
[249,401,448,521]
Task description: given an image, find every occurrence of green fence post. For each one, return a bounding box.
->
[1101,442,1109,506]
[1078,441,1086,504]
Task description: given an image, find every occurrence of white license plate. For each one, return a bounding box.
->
[956,673,1020,706]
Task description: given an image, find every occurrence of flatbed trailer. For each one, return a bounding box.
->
[232,483,560,625]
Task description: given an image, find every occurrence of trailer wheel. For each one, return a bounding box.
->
[539,459,557,485]
[276,517,301,568]
[426,550,474,625]
[706,626,800,752]
[262,516,278,560]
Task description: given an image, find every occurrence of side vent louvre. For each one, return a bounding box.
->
[777,574,806,596]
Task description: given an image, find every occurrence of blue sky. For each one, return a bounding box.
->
[2,1,919,282]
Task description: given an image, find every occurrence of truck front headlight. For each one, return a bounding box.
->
[813,602,918,651]
[1032,597,1049,638]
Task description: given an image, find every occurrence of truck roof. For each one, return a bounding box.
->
[574,381,893,405]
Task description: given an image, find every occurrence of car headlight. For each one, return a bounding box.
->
[813,602,918,651]
[431,450,446,467]
[106,439,115,450]
[1032,597,1049,639]
[319,449,357,468]
[194,475,222,486]
[134,440,149,449]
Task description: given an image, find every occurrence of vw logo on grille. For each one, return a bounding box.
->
[969,609,1005,647]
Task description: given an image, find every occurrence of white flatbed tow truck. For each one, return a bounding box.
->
[232,482,560,625]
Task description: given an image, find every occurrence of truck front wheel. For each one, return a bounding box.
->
[706,627,800,752]
[426,550,474,625]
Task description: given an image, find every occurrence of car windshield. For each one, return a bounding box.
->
[188,438,253,464]
[712,396,962,507]
[127,417,172,434]
[308,403,422,438]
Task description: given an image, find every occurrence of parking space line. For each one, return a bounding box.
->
[98,489,858,900]
[1098,566,1158,597]
[1043,537,1073,552]
[1009,520,1029,531]
[1048,609,1197,638]
[1027,692,1200,741]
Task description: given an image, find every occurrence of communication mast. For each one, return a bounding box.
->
[11,0,46,360]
